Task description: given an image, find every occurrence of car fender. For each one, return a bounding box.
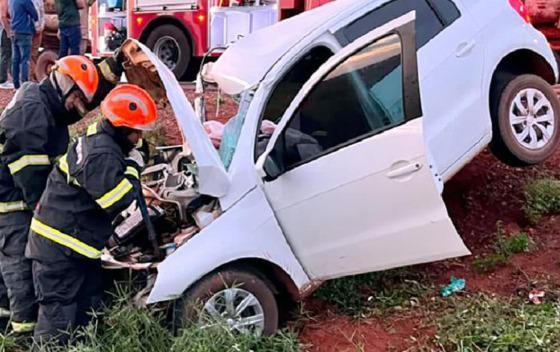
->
[147,186,310,304]
[482,23,558,99]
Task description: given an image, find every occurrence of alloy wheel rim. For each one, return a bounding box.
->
[200,287,265,335]
[509,88,555,150]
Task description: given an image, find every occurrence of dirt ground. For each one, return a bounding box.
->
[298,146,560,351]
[3,85,560,351]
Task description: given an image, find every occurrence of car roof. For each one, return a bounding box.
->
[209,0,388,95]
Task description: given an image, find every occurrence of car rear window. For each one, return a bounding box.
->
[335,0,460,49]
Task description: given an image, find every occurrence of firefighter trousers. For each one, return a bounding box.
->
[32,253,103,345]
[0,211,37,332]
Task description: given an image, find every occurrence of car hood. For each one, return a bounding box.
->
[123,40,230,197]
[208,0,367,95]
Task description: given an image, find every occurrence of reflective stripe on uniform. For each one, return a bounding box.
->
[98,61,119,84]
[95,178,133,209]
[125,166,139,179]
[0,307,10,318]
[58,154,81,187]
[86,123,98,136]
[30,218,102,259]
[8,154,50,174]
[0,200,28,213]
[11,321,36,333]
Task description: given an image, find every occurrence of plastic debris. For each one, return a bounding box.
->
[529,289,546,305]
[440,276,466,297]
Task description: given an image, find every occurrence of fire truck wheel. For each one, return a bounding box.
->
[146,24,191,80]
[35,49,58,81]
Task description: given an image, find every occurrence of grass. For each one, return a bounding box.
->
[313,268,429,318]
[524,178,560,224]
[472,224,534,272]
[2,287,303,352]
[434,293,560,352]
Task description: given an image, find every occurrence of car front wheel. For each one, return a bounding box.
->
[173,269,279,336]
[491,74,560,166]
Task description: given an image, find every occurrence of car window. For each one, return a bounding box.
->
[255,46,334,160]
[270,34,405,170]
[427,0,460,25]
[262,46,334,124]
[335,0,448,49]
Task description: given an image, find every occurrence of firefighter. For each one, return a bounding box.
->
[0,53,124,335]
[26,84,157,345]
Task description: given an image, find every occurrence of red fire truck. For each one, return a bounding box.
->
[89,0,332,79]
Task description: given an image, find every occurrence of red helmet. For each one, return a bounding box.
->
[101,84,157,131]
[54,55,99,102]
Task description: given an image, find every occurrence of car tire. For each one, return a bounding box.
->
[490,74,560,166]
[145,24,191,80]
[173,269,279,336]
[35,49,58,82]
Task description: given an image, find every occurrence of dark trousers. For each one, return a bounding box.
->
[0,211,37,331]
[31,244,103,345]
[58,26,81,58]
[0,29,11,83]
[11,33,32,89]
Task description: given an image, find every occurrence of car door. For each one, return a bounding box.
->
[418,0,488,178]
[255,12,470,281]
[333,0,487,180]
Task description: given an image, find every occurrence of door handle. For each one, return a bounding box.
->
[456,40,476,58]
[386,162,422,179]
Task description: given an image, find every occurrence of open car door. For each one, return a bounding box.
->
[256,12,470,281]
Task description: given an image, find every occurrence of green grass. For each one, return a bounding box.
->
[313,268,429,318]
[435,294,560,352]
[524,178,560,224]
[472,225,534,273]
[5,287,303,352]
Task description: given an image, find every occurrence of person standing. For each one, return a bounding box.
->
[55,0,83,57]
[27,84,156,345]
[0,0,12,89]
[0,55,99,335]
[29,0,43,81]
[8,0,37,89]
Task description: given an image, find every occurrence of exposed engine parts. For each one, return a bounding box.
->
[103,145,221,268]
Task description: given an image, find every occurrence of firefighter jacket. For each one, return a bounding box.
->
[30,120,141,260]
[0,57,123,216]
[0,79,74,214]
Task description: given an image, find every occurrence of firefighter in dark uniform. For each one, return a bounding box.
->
[26,84,157,344]
[0,54,124,334]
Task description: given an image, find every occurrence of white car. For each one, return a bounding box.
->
[116,0,559,335]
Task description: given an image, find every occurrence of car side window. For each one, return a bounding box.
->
[335,0,459,49]
[427,0,460,25]
[271,34,405,170]
[255,46,334,160]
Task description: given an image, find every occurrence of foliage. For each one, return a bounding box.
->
[6,287,302,352]
[313,268,429,317]
[435,294,560,352]
[472,224,534,273]
[524,178,560,224]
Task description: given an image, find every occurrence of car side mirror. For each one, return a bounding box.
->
[256,152,283,181]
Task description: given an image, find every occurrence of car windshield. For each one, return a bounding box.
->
[217,90,254,170]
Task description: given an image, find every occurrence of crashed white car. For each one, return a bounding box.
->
[112,0,559,335]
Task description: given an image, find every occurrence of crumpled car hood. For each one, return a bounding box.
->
[123,39,230,197]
